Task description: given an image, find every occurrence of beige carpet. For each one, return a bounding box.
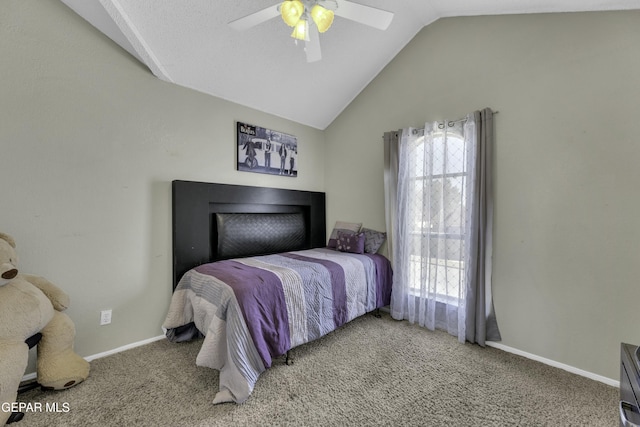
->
[16,313,618,426]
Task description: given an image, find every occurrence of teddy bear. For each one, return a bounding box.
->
[0,232,89,425]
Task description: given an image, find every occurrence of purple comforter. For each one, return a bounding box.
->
[163,248,392,403]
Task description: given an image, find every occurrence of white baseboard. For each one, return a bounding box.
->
[21,372,37,382]
[84,335,166,362]
[486,341,619,388]
[22,334,166,382]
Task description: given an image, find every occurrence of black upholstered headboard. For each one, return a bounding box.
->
[215,212,306,259]
[172,180,326,290]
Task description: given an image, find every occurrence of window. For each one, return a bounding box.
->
[405,126,470,305]
[388,109,500,343]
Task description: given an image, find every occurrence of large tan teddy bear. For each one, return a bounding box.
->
[0,232,89,425]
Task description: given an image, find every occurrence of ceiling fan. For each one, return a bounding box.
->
[229,0,394,63]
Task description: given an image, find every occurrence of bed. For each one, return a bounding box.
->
[163,180,392,404]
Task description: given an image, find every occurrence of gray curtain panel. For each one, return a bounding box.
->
[465,108,501,345]
[383,130,401,265]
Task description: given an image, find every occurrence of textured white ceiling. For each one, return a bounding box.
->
[60,0,640,129]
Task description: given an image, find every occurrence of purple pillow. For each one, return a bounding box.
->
[361,228,387,254]
[336,231,365,254]
[327,221,362,248]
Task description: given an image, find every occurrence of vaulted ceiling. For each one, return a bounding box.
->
[60,0,639,129]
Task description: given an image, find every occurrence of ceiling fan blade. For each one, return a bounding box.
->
[228,4,280,31]
[334,0,394,30]
[305,24,322,63]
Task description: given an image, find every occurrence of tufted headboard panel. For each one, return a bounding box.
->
[215,212,306,259]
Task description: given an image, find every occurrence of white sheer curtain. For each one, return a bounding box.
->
[387,110,500,345]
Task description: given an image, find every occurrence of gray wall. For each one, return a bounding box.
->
[324,11,640,381]
[0,0,325,365]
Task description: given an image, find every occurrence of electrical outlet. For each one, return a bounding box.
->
[100,309,112,325]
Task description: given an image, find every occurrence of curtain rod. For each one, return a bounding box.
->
[385,111,499,138]
[418,110,499,132]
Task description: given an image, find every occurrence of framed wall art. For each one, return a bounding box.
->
[236,121,298,177]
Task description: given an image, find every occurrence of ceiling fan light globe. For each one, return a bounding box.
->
[281,0,305,27]
[311,5,334,33]
[291,19,309,41]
